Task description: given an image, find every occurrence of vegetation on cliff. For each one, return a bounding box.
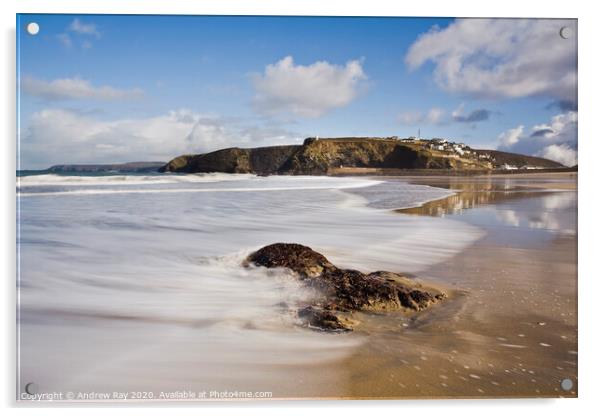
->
[474,149,565,169]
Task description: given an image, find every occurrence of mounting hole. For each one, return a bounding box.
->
[26,22,40,36]
[559,26,573,40]
[25,382,38,395]
[561,378,573,391]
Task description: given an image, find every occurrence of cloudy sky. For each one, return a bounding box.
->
[17,15,577,169]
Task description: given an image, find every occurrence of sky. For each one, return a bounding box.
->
[17,15,578,169]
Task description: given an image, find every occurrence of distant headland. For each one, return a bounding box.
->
[35,161,166,174]
[159,136,568,175]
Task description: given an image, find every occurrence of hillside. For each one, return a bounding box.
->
[474,150,565,169]
[160,137,565,175]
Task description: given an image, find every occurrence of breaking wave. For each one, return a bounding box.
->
[17,172,481,394]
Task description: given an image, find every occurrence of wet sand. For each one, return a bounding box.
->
[17,173,577,401]
[339,173,577,399]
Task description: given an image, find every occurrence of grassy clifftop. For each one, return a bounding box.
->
[281,138,490,174]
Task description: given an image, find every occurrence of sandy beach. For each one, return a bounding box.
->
[337,172,578,399]
[17,172,577,401]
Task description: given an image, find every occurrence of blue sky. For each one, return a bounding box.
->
[17,14,578,168]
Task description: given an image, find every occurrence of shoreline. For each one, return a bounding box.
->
[334,172,577,399]
[328,167,577,177]
[16,171,577,400]
[18,172,473,400]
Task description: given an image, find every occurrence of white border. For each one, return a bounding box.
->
[2,1,601,414]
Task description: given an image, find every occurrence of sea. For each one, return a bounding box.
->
[16,171,484,397]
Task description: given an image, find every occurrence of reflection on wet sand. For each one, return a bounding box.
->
[397,176,573,218]
[342,173,577,399]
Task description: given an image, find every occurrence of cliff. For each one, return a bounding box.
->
[160,137,493,174]
[159,145,300,174]
[280,137,490,174]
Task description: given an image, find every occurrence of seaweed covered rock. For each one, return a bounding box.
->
[246,243,336,278]
[297,306,353,332]
[245,243,445,332]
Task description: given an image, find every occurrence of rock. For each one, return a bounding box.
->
[297,306,352,332]
[245,243,446,332]
[245,243,335,278]
[160,145,300,174]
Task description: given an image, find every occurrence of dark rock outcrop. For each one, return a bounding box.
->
[245,243,445,332]
[159,145,300,174]
[247,243,335,278]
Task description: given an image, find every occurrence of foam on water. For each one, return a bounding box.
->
[17,173,483,394]
[17,173,384,196]
[18,172,256,185]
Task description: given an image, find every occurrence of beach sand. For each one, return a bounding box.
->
[333,173,577,399]
[17,172,577,400]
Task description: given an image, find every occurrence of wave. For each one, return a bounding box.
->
[17,172,256,187]
[17,174,483,393]
[18,182,383,197]
[17,175,384,197]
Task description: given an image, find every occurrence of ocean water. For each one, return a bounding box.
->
[17,173,483,397]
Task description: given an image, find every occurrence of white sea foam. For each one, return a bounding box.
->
[17,173,482,394]
[17,180,383,197]
[17,172,256,187]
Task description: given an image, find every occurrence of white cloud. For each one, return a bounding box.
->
[399,104,492,126]
[252,56,366,118]
[56,18,101,49]
[498,125,524,147]
[68,18,101,38]
[21,77,144,101]
[398,107,445,125]
[405,19,577,101]
[451,103,492,123]
[497,111,577,166]
[20,108,299,169]
[531,111,578,139]
[538,144,577,167]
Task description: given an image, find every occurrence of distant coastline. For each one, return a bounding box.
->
[18,161,165,176]
[19,136,574,177]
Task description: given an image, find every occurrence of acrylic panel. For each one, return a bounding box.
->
[16,14,578,401]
